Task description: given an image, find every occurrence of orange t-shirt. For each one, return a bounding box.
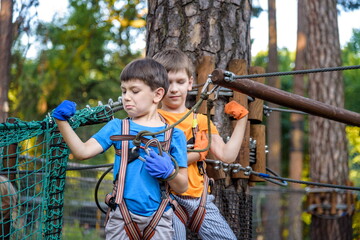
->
[158,109,218,197]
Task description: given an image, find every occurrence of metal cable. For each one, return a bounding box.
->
[250,171,360,191]
[233,65,360,79]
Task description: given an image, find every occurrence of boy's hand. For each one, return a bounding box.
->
[52,100,77,121]
[144,150,174,179]
[224,100,249,120]
[194,131,208,161]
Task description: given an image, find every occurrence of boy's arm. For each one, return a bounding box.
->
[187,152,201,165]
[167,167,188,193]
[210,101,249,164]
[56,120,103,160]
[53,100,103,160]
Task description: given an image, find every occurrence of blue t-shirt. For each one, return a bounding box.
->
[92,118,187,216]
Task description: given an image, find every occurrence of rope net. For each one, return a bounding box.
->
[0,105,113,240]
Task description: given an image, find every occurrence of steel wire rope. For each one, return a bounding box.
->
[233,65,360,79]
[243,167,360,191]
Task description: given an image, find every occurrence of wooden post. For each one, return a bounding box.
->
[195,56,215,114]
[231,121,250,179]
[248,66,265,123]
[206,152,226,180]
[227,59,249,179]
[249,124,266,182]
[330,191,337,215]
[3,118,17,181]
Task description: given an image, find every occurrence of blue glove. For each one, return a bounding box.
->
[144,149,174,179]
[52,100,77,121]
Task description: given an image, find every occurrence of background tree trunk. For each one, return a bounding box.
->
[0,0,13,123]
[305,0,352,239]
[288,1,307,240]
[264,0,281,239]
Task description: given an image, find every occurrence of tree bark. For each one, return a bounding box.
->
[0,0,13,123]
[264,0,281,239]
[146,0,252,238]
[288,1,307,240]
[146,0,251,153]
[305,0,352,239]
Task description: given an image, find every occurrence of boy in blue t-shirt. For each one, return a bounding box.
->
[53,58,188,240]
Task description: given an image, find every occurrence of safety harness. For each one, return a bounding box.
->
[104,118,174,240]
[174,113,213,233]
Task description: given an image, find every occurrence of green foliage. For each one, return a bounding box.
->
[62,220,103,240]
[10,0,144,121]
[251,48,299,176]
[346,126,360,187]
[342,29,360,113]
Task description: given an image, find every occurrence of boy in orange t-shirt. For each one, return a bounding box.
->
[154,49,248,240]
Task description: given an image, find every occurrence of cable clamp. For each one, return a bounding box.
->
[244,166,253,176]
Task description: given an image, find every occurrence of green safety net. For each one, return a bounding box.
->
[0,105,114,240]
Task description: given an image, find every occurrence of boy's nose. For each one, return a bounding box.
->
[169,86,178,93]
[122,93,131,101]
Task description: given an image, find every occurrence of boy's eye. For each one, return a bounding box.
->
[177,79,186,84]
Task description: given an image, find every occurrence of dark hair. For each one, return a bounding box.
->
[152,48,193,78]
[120,58,169,94]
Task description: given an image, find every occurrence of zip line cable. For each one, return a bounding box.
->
[233,65,360,79]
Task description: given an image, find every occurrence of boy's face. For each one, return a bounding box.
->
[162,69,193,112]
[121,79,164,118]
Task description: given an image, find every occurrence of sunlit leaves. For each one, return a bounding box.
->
[346,126,360,187]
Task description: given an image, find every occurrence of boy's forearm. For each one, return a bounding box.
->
[187,152,201,165]
[167,167,188,193]
[55,120,102,160]
[224,115,248,162]
[211,115,248,163]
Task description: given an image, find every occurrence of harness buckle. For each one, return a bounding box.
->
[105,194,117,210]
[197,161,206,175]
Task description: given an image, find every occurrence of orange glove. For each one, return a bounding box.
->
[194,130,209,161]
[224,100,249,120]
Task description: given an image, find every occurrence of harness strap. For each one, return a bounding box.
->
[141,128,173,239]
[113,119,143,239]
[170,197,189,225]
[181,112,209,232]
[142,184,170,240]
[188,174,210,233]
[106,118,175,239]
[110,135,169,148]
[115,119,130,204]
[118,200,142,240]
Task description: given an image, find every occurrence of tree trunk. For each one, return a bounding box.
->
[0,0,13,123]
[305,0,352,239]
[264,0,281,239]
[288,1,307,240]
[146,0,251,157]
[146,0,252,238]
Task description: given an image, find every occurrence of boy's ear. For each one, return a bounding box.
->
[154,87,165,104]
[188,76,194,91]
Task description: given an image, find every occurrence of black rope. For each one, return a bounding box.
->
[233,65,360,79]
[94,166,113,214]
